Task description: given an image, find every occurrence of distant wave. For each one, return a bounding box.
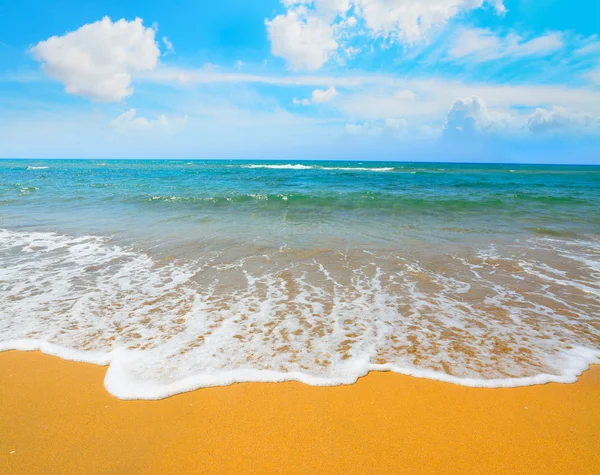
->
[138,192,591,215]
[26,166,49,170]
[246,164,313,170]
[244,164,395,172]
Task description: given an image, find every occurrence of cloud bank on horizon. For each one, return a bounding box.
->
[1,0,599,162]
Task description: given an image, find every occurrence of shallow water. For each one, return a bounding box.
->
[1,160,599,399]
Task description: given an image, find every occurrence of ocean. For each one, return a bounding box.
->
[1,159,599,399]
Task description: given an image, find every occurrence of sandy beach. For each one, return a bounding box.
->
[0,351,598,474]
[3,0,600,472]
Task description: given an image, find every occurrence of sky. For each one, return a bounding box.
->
[1,0,599,162]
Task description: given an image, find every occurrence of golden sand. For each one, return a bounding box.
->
[1,351,599,474]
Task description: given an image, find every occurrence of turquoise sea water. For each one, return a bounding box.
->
[1,160,599,399]
[2,160,600,243]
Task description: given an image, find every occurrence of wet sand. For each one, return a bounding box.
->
[1,351,599,474]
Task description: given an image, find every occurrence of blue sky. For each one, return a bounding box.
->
[1,0,599,162]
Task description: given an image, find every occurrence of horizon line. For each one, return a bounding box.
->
[1,158,599,167]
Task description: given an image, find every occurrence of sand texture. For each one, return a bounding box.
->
[1,351,599,474]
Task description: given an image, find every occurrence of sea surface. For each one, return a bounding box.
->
[1,159,599,399]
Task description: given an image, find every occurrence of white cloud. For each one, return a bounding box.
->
[111,109,188,134]
[283,0,351,16]
[235,60,244,70]
[344,121,386,136]
[343,16,358,28]
[30,17,160,102]
[142,66,600,130]
[312,86,338,103]
[344,45,360,58]
[267,1,505,69]
[147,66,399,87]
[354,0,504,45]
[418,125,443,140]
[444,96,513,135]
[574,35,600,56]
[441,97,599,138]
[345,117,407,136]
[265,8,338,70]
[345,122,371,134]
[584,67,600,85]
[393,89,417,101]
[0,100,340,159]
[334,78,600,125]
[293,86,338,105]
[384,118,408,129]
[449,28,563,61]
[528,107,600,136]
[293,97,311,105]
[162,36,175,55]
[315,0,352,16]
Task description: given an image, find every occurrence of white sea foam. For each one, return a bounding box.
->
[244,164,395,172]
[26,166,49,170]
[246,164,314,170]
[1,229,599,400]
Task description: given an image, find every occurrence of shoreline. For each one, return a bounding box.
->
[3,344,600,400]
[1,351,599,474]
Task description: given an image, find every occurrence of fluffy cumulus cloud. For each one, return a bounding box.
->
[267,0,505,69]
[444,96,513,135]
[443,96,600,139]
[449,28,564,61]
[343,94,600,143]
[111,109,188,134]
[30,17,160,102]
[312,86,339,103]
[265,8,338,70]
[293,86,338,105]
[354,0,504,44]
[528,107,600,136]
